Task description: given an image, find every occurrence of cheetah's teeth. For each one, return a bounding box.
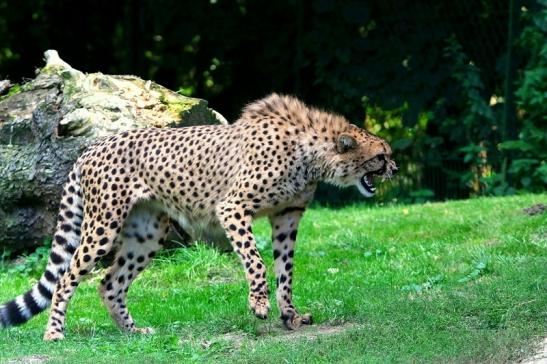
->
[360,174,376,193]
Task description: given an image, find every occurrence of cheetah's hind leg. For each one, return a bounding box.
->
[98,204,170,334]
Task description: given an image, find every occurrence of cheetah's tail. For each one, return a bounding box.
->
[0,167,83,328]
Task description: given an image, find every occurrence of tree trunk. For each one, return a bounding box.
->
[0,50,231,254]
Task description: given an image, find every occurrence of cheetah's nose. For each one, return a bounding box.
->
[390,162,399,175]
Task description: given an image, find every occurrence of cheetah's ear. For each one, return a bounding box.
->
[336,134,358,153]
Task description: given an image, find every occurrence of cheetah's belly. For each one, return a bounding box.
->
[160,204,229,247]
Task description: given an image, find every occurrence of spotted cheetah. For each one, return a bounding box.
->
[0,94,397,340]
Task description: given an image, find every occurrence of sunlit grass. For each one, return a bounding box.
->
[0,194,545,363]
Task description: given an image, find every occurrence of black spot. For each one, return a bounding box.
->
[83,255,91,263]
[54,234,67,245]
[96,227,105,235]
[276,233,287,242]
[289,230,297,241]
[60,224,72,233]
[137,256,145,263]
[273,249,281,259]
[229,224,237,231]
[4,300,25,325]
[44,270,56,283]
[50,252,64,264]
[65,244,76,255]
[37,282,53,300]
[238,229,246,236]
[99,237,109,245]
[118,257,126,266]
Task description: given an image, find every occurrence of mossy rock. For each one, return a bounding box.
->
[0,50,230,254]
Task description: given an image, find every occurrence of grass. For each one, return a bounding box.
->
[0,194,546,363]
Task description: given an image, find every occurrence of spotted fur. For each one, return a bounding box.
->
[0,94,397,340]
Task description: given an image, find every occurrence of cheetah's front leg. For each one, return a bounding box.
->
[217,202,270,319]
[270,207,312,329]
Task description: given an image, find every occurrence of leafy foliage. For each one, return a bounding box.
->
[512,1,547,191]
[0,238,50,276]
[0,0,544,203]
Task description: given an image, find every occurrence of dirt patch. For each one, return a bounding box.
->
[522,204,546,216]
[213,331,248,349]
[256,321,360,341]
[519,337,547,364]
[5,355,50,364]
[186,322,361,351]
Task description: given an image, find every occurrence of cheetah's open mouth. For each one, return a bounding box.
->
[357,167,387,198]
[360,173,376,194]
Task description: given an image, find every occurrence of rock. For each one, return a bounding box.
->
[0,50,230,254]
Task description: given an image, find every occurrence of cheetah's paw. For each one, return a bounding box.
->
[249,295,271,319]
[43,330,65,341]
[282,311,313,330]
[134,326,156,335]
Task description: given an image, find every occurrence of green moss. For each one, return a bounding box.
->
[39,64,68,76]
[0,83,21,101]
[159,91,201,120]
[61,79,79,100]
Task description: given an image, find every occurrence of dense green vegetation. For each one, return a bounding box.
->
[0,194,545,363]
[0,0,545,203]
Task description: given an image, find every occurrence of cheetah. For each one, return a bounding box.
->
[0,94,397,340]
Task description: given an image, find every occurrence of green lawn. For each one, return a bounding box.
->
[0,194,546,363]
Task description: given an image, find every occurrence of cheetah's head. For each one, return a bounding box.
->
[325,126,398,198]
